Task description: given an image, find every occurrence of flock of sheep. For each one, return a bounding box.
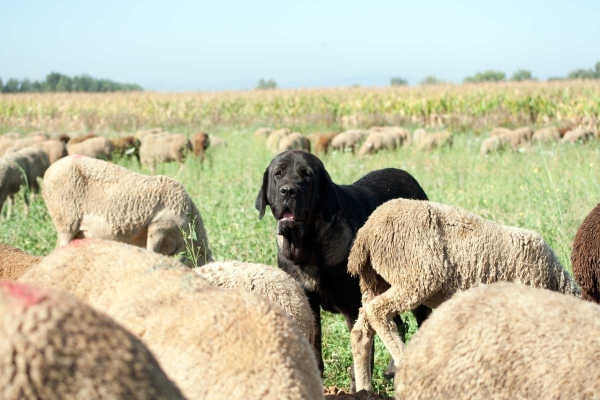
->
[1,125,600,399]
[256,121,599,159]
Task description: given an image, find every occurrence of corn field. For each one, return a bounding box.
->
[0,80,599,134]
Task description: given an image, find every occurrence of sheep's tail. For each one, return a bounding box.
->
[348,234,379,302]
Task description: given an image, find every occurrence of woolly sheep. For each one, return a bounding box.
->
[254,127,273,141]
[266,128,292,154]
[0,137,16,156]
[192,132,209,163]
[479,135,509,156]
[358,129,408,156]
[347,198,580,391]
[196,260,316,344]
[278,132,311,153]
[395,282,600,399]
[330,129,366,153]
[19,239,324,400]
[110,136,141,163]
[42,156,212,266]
[0,281,185,400]
[68,133,97,145]
[416,130,453,151]
[0,147,50,216]
[310,131,338,155]
[68,136,113,160]
[532,127,560,143]
[140,133,192,174]
[0,244,42,280]
[0,153,27,217]
[560,128,595,144]
[369,126,411,146]
[37,139,68,164]
[572,203,600,303]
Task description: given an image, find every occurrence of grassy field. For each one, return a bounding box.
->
[1,124,599,394]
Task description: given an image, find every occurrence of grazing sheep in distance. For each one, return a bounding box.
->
[37,139,68,164]
[196,260,316,344]
[369,126,412,146]
[20,239,325,400]
[412,128,427,147]
[140,133,192,175]
[395,282,600,399]
[560,128,595,144]
[572,203,600,304]
[266,128,292,154]
[0,147,50,211]
[110,136,141,163]
[42,156,212,266]
[68,136,113,160]
[192,132,210,163]
[0,281,186,400]
[254,127,273,142]
[348,198,580,391]
[532,127,561,143]
[310,131,338,156]
[57,134,71,144]
[480,135,509,155]
[278,132,311,153]
[330,129,366,153]
[0,244,42,280]
[0,153,27,217]
[358,128,409,156]
[417,130,453,151]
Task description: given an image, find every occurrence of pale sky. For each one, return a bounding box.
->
[1,0,599,91]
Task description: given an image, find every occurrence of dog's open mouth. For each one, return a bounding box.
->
[279,209,295,221]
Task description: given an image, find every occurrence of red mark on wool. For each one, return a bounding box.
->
[0,281,47,307]
[72,154,84,159]
[69,239,91,247]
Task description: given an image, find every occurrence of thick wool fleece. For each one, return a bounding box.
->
[19,239,324,400]
[196,260,316,344]
[42,155,212,265]
[572,203,600,303]
[395,282,600,399]
[0,281,185,400]
[0,244,42,280]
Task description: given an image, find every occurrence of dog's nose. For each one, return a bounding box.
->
[279,186,297,197]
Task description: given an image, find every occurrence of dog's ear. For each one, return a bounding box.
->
[255,167,270,220]
[320,169,341,222]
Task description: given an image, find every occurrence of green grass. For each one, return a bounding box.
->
[2,127,599,395]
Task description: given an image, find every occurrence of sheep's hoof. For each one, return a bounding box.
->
[383,361,396,380]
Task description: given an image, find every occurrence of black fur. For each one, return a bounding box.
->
[256,150,430,375]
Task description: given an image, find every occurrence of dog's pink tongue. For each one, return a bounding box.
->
[283,211,294,219]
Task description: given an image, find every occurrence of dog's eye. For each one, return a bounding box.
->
[301,170,313,180]
[274,170,282,178]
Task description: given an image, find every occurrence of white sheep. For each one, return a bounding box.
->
[479,135,509,155]
[0,281,185,399]
[266,128,291,154]
[254,127,273,142]
[560,128,595,144]
[358,128,409,156]
[416,131,453,151]
[67,136,113,160]
[42,155,212,266]
[140,133,192,175]
[532,127,561,143]
[278,132,311,153]
[347,198,580,391]
[19,239,325,400]
[330,129,367,153]
[395,282,600,399]
[195,260,316,344]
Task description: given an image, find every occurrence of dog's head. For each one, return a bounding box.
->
[256,151,341,237]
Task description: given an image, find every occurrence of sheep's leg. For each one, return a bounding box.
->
[0,193,8,219]
[7,194,14,218]
[350,308,375,392]
[22,189,30,215]
[363,287,422,387]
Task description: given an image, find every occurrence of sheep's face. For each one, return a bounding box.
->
[256,151,340,254]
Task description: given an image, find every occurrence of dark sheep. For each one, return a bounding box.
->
[572,203,600,303]
[192,132,210,163]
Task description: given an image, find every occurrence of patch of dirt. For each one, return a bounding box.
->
[323,386,394,399]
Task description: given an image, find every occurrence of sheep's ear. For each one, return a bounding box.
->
[320,169,341,222]
[255,168,270,220]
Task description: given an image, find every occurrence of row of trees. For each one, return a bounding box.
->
[391,61,600,86]
[0,72,143,93]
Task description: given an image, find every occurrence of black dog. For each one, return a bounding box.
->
[255,150,430,377]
